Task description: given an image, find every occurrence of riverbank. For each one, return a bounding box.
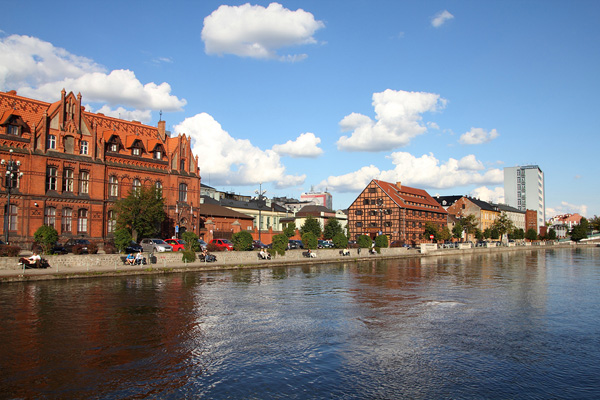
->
[0,242,589,283]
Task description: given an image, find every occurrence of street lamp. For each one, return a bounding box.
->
[1,149,22,244]
[255,183,267,243]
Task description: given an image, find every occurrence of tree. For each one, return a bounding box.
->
[33,225,59,255]
[323,218,343,240]
[332,233,348,249]
[547,228,557,241]
[300,216,322,239]
[570,217,589,242]
[357,234,372,248]
[113,185,166,241]
[232,231,253,251]
[525,228,538,241]
[182,231,201,251]
[375,234,388,248]
[460,214,478,237]
[452,223,463,240]
[113,228,133,253]
[492,212,515,241]
[589,215,600,232]
[439,226,452,242]
[475,228,484,241]
[302,232,318,250]
[271,233,288,256]
[423,222,439,241]
[283,221,297,238]
[510,228,525,240]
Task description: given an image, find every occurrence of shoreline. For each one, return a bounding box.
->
[0,242,595,284]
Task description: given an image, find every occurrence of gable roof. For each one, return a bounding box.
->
[199,198,254,220]
[373,179,447,214]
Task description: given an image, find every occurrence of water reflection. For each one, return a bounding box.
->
[1,247,599,399]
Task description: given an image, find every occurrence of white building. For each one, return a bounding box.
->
[504,165,545,232]
[300,189,333,210]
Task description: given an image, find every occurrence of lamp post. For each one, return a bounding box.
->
[255,183,267,243]
[1,149,22,244]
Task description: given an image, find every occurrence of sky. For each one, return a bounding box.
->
[1,0,599,218]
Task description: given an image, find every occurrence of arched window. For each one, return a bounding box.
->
[77,209,88,233]
[109,175,119,197]
[107,210,116,233]
[62,208,72,233]
[44,206,56,228]
[46,166,57,191]
[63,169,74,192]
[79,171,89,194]
[179,183,188,202]
[132,178,141,195]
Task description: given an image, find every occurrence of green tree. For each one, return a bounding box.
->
[423,222,439,241]
[232,231,254,251]
[547,228,557,241]
[283,221,297,238]
[182,231,201,251]
[271,233,288,256]
[302,232,318,249]
[323,218,343,240]
[357,234,372,248]
[510,228,525,240]
[33,225,59,255]
[113,228,133,253]
[492,212,515,241]
[300,216,322,239]
[483,228,492,239]
[570,217,589,242]
[375,234,388,248]
[460,214,478,237]
[589,215,600,232]
[452,223,463,240]
[525,228,538,241]
[332,233,348,249]
[490,227,499,240]
[113,185,166,241]
[439,226,452,242]
[181,248,196,263]
[475,228,484,241]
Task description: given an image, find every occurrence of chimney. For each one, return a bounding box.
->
[396,181,401,189]
[157,120,166,141]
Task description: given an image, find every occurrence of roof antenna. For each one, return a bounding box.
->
[159,110,163,122]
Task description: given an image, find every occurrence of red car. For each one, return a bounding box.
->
[209,238,234,251]
[164,238,186,251]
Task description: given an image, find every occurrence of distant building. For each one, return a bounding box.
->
[301,189,332,210]
[493,203,526,233]
[348,180,447,245]
[446,197,500,234]
[504,165,545,233]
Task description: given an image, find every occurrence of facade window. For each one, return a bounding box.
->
[155,181,163,198]
[384,222,392,227]
[109,175,119,197]
[47,134,56,149]
[46,166,58,191]
[363,199,369,205]
[179,183,188,202]
[79,171,89,194]
[154,150,162,160]
[368,188,376,193]
[132,147,141,156]
[80,140,88,155]
[107,210,116,233]
[61,208,72,233]
[355,210,362,215]
[132,178,141,195]
[355,222,363,227]
[8,125,20,135]
[369,210,377,216]
[63,169,74,192]
[77,209,88,233]
[44,206,56,228]
[8,204,17,231]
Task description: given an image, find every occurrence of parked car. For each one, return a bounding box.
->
[51,242,69,254]
[139,238,173,253]
[318,240,334,248]
[123,241,143,253]
[164,238,186,251]
[209,238,234,251]
[64,238,91,254]
[253,240,269,249]
[288,240,304,249]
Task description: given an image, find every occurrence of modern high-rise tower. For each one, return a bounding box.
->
[503,165,545,232]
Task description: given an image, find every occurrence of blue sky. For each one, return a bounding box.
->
[2,1,599,218]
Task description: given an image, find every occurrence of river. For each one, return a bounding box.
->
[1,247,599,399]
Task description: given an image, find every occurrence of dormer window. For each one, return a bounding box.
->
[80,140,88,155]
[8,125,20,135]
[154,150,162,160]
[110,143,118,152]
[132,147,141,156]
[47,134,56,149]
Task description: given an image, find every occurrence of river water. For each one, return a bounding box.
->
[1,247,599,399]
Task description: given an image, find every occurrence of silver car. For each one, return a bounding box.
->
[139,238,173,252]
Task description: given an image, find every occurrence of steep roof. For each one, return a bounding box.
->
[373,179,447,214]
[199,198,254,220]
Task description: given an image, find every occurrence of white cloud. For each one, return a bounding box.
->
[459,127,499,145]
[470,186,505,203]
[337,89,447,152]
[272,132,323,158]
[175,113,304,188]
[320,152,503,192]
[202,2,324,61]
[0,33,186,113]
[431,10,454,28]
[546,202,588,218]
[87,105,152,124]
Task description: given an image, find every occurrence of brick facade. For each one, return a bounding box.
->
[0,89,201,248]
[348,180,447,246]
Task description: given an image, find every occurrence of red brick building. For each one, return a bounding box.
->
[348,179,447,246]
[0,89,201,248]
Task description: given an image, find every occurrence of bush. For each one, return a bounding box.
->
[302,232,318,250]
[33,225,59,255]
[271,233,288,256]
[0,244,20,257]
[357,235,372,248]
[88,242,98,254]
[232,231,254,251]
[104,243,117,254]
[181,232,201,251]
[207,243,224,252]
[375,235,388,249]
[332,233,348,249]
[114,228,133,253]
[182,248,196,263]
